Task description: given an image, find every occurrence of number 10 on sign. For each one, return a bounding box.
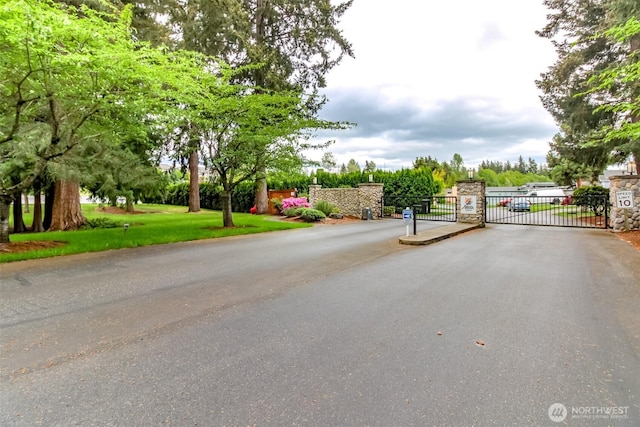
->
[615,191,634,208]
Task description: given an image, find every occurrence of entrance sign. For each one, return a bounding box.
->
[460,195,477,214]
[615,191,634,208]
[402,208,413,224]
[402,207,413,236]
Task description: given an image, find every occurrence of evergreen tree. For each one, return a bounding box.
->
[163,0,354,213]
[581,16,640,163]
[537,0,640,181]
[321,152,338,172]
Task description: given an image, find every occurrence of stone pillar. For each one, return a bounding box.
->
[456,179,485,226]
[609,175,640,232]
[358,183,384,219]
[308,184,321,208]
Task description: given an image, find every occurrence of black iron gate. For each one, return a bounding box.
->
[485,195,609,229]
[384,194,609,229]
[383,196,457,222]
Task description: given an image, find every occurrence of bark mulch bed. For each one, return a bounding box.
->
[1,240,66,254]
[278,215,362,225]
[97,206,149,214]
[616,230,640,252]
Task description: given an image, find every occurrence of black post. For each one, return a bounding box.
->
[413,204,418,235]
[605,195,610,229]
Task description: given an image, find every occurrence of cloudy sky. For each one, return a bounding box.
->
[309,0,560,171]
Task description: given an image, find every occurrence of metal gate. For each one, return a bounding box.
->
[485,195,609,229]
[383,196,457,222]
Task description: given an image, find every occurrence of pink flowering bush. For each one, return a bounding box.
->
[281,197,310,212]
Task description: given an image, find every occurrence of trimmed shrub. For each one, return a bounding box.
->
[572,186,609,216]
[270,198,283,213]
[300,208,326,222]
[83,217,121,229]
[283,207,300,217]
[314,200,338,216]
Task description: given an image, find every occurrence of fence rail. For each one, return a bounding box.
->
[412,196,457,222]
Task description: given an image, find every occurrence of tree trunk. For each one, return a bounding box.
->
[0,195,12,243]
[221,189,235,227]
[255,172,268,214]
[253,1,269,215]
[12,191,26,233]
[32,190,45,232]
[43,182,54,230]
[49,180,86,231]
[23,192,30,213]
[188,148,201,212]
[125,195,134,213]
[631,35,639,168]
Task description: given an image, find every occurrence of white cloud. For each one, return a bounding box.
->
[309,0,560,170]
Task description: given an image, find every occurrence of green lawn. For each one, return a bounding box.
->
[530,203,560,213]
[2,204,311,263]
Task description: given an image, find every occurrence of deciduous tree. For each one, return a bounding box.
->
[364,160,377,173]
[1,0,142,240]
[0,0,219,242]
[346,159,361,173]
[195,82,347,227]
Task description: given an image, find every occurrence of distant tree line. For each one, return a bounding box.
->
[479,156,549,175]
[412,153,552,188]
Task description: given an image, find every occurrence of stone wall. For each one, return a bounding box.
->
[609,175,640,232]
[308,184,383,219]
[456,179,486,226]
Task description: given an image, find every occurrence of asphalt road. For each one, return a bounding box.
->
[1,221,639,426]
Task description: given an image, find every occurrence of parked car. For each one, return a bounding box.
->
[508,198,531,212]
[498,198,512,207]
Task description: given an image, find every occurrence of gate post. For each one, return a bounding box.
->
[609,174,640,232]
[358,183,384,219]
[456,178,486,227]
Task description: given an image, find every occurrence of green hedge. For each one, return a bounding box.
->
[148,168,443,213]
[145,181,252,212]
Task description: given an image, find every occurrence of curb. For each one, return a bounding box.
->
[399,223,484,246]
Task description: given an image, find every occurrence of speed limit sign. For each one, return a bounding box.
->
[615,190,634,208]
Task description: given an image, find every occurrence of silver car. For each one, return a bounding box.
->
[508,197,531,212]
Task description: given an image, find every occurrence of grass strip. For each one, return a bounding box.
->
[2,204,311,263]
